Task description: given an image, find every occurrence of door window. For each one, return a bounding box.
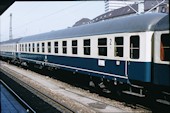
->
[160,33,170,61]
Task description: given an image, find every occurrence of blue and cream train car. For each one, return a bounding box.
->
[0,38,22,62]
[0,13,169,101]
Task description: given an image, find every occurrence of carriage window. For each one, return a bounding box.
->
[20,44,22,52]
[19,44,21,51]
[16,45,17,51]
[42,42,45,53]
[25,44,27,52]
[160,33,170,61]
[37,43,39,52]
[29,43,31,52]
[62,41,67,54]
[32,43,35,52]
[115,37,124,57]
[72,40,77,54]
[130,36,140,59]
[22,44,24,52]
[20,44,21,51]
[84,39,90,55]
[48,42,51,53]
[98,38,107,56]
[54,41,58,53]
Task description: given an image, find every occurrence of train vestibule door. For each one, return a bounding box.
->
[127,35,141,81]
[152,31,170,86]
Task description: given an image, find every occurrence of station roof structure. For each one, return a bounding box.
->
[0,0,15,15]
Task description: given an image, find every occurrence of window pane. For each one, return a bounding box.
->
[115,47,123,57]
[72,40,77,46]
[130,36,139,47]
[62,41,67,46]
[130,36,140,59]
[131,49,139,59]
[161,33,170,61]
[84,47,90,55]
[63,48,67,54]
[48,42,51,46]
[29,44,31,52]
[98,47,107,56]
[54,42,58,46]
[98,38,107,45]
[72,47,77,54]
[84,39,90,46]
[115,37,123,45]
[55,48,58,53]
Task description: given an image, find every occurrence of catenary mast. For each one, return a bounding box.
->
[9,13,12,40]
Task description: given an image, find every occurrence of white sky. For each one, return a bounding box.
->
[0,1,104,42]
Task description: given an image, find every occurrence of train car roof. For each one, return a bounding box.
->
[0,38,22,45]
[154,14,169,31]
[19,13,167,43]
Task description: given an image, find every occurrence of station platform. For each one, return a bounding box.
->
[1,83,27,113]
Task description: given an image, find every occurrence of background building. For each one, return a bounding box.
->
[105,0,136,12]
[73,0,169,27]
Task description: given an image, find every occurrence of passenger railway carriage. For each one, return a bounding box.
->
[0,38,21,61]
[0,13,169,103]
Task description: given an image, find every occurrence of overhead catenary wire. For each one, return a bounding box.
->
[13,2,86,31]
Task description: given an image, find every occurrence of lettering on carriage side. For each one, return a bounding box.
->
[110,39,112,45]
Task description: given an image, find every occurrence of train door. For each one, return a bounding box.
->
[127,35,141,81]
[153,31,170,86]
[113,36,127,77]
